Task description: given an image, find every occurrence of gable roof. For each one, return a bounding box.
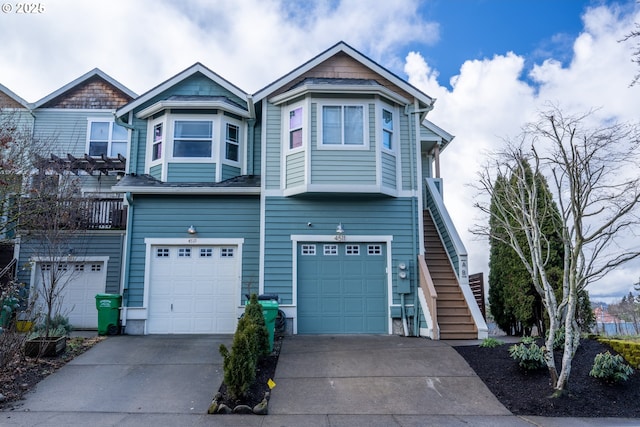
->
[423,119,455,151]
[33,68,137,109]
[116,63,249,118]
[0,82,31,109]
[253,41,435,108]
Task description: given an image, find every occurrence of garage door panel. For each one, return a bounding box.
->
[147,245,239,334]
[298,243,387,334]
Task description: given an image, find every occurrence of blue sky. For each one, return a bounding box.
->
[0,0,639,301]
[417,0,591,86]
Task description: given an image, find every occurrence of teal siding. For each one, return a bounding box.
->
[149,164,162,180]
[381,152,397,189]
[264,102,281,190]
[425,189,459,272]
[399,112,414,190]
[167,163,216,182]
[263,196,419,305]
[33,110,115,157]
[285,150,305,188]
[16,233,125,294]
[310,103,376,185]
[125,195,260,307]
[221,164,241,181]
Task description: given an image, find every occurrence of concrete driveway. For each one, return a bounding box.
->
[4,334,631,426]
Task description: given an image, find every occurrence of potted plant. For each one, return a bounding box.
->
[24,314,71,357]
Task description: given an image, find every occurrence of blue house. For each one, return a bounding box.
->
[2,70,136,330]
[114,42,487,339]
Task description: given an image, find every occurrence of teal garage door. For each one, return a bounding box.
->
[297,242,387,334]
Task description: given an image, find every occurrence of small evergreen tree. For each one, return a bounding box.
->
[244,293,270,357]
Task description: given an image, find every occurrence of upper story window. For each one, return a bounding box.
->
[321,104,364,147]
[225,123,239,162]
[173,120,213,158]
[382,108,394,150]
[87,120,128,157]
[152,123,163,161]
[289,107,303,149]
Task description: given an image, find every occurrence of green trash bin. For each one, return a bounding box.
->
[95,294,121,336]
[258,300,279,352]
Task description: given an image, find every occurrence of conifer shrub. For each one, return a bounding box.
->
[589,351,634,383]
[509,342,546,370]
[244,294,270,357]
[219,316,257,400]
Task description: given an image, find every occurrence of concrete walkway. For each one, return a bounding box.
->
[2,334,638,426]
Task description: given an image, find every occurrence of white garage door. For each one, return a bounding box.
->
[147,245,239,334]
[33,261,107,329]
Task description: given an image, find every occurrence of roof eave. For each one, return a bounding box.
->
[270,83,410,106]
[136,100,250,119]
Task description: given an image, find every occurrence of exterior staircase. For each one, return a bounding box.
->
[423,211,477,339]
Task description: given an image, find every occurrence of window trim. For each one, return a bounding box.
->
[380,106,396,153]
[86,118,129,158]
[223,121,241,164]
[285,102,306,153]
[317,102,369,150]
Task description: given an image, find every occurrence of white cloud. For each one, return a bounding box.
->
[405,4,640,303]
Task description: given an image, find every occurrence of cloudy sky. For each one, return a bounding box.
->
[1,0,639,302]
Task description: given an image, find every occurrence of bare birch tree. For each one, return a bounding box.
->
[474,106,640,395]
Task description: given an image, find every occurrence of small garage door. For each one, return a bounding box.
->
[297,242,387,334]
[33,261,107,329]
[147,245,239,334]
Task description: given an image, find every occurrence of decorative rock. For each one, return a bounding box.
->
[207,400,219,414]
[252,398,268,415]
[232,404,253,414]
[20,383,29,390]
[216,403,232,414]
[0,393,5,403]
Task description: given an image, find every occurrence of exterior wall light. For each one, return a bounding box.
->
[187,225,197,235]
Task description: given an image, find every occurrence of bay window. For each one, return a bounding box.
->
[382,108,393,150]
[289,106,303,149]
[173,120,213,158]
[321,105,364,146]
[225,123,239,162]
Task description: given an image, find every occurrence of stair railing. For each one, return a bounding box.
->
[417,254,439,340]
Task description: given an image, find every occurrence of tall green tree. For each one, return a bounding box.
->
[488,160,563,337]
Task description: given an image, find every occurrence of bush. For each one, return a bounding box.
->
[589,351,634,383]
[244,294,270,357]
[546,327,565,350]
[509,342,546,370]
[520,336,536,345]
[219,294,270,401]
[480,337,504,348]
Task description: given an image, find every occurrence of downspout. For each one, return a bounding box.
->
[247,95,256,175]
[402,100,417,337]
[113,111,136,331]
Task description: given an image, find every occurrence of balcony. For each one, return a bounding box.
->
[18,197,127,231]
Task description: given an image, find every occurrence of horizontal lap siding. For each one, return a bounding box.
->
[221,164,240,181]
[263,196,419,305]
[265,103,281,190]
[34,110,114,157]
[17,233,125,294]
[286,151,305,188]
[381,152,397,189]
[125,195,260,307]
[149,164,162,180]
[167,163,216,182]
[400,113,413,191]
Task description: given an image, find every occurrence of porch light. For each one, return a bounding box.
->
[187,225,197,235]
[336,223,344,234]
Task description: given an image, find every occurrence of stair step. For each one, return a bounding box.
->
[439,331,479,340]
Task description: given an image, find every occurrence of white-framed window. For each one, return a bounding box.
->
[173,120,213,158]
[200,248,213,257]
[346,245,360,255]
[320,104,365,147]
[382,108,394,150]
[74,264,85,272]
[368,245,382,255]
[301,244,316,255]
[324,244,338,255]
[178,248,191,257]
[87,120,128,157]
[288,106,303,150]
[91,264,102,272]
[225,123,240,162]
[152,122,163,161]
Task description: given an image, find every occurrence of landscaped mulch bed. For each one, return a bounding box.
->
[454,338,640,417]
